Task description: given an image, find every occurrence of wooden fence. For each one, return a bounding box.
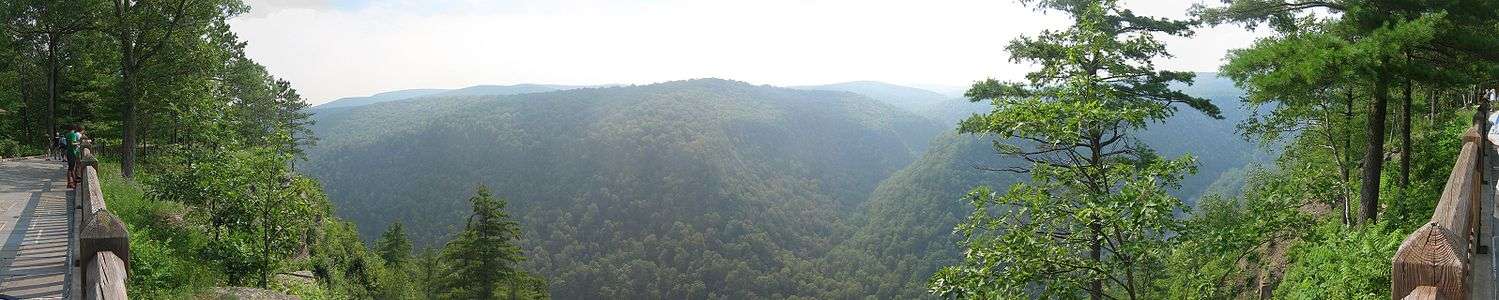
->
[74,148,131,299]
[1391,114,1489,299]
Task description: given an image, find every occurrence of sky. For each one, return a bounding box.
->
[229,0,1269,105]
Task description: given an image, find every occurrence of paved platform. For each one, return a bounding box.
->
[0,157,72,299]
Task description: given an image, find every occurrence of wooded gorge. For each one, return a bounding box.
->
[1,0,1499,299]
[303,74,1264,299]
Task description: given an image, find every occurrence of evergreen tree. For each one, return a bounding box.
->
[415,248,444,300]
[929,0,1218,298]
[378,221,413,266]
[440,185,540,299]
[1216,19,1365,224]
[1199,0,1499,224]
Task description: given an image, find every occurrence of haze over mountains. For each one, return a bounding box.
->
[313,84,602,109]
[301,73,1266,298]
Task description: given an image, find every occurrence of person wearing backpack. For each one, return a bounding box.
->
[53,133,66,161]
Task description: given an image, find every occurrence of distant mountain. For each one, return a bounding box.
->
[314,84,607,110]
[794,81,952,114]
[909,83,970,98]
[314,88,451,109]
[430,84,577,97]
[304,78,942,298]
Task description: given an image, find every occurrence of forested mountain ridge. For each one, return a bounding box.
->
[315,89,451,109]
[313,84,598,110]
[303,75,1265,298]
[431,84,590,98]
[304,78,942,298]
[793,81,953,115]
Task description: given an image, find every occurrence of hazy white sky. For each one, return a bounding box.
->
[229,0,1267,105]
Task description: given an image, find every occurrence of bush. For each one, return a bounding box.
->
[98,161,223,297]
[1275,221,1404,299]
[0,139,40,158]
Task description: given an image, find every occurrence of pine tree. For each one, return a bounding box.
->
[929,0,1219,298]
[414,249,443,300]
[1198,0,1499,224]
[440,185,531,299]
[377,221,413,266]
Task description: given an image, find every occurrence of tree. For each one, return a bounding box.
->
[415,248,444,300]
[1217,19,1365,224]
[8,0,101,139]
[1198,0,1499,223]
[440,185,544,299]
[107,0,242,178]
[378,221,413,266]
[928,0,1219,298]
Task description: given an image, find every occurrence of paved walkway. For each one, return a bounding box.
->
[0,157,72,299]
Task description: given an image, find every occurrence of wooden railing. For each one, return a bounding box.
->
[74,147,131,299]
[1391,123,1488,300]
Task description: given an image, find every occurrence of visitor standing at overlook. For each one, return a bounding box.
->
[65,125,86,189]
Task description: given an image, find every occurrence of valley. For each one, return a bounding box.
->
[303,74,1267,298]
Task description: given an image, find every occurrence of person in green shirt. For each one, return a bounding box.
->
[65,124,84,188]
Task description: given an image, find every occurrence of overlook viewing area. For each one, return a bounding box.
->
[1392,98,1499,300]
[0,149,130,299]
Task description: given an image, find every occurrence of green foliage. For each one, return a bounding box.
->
[306,71,1264,298]
[1276,221,1404,299]
[377,222,413,267]
[413,249,445,299]
[306,79,938,298]
[931,0,1220,298]
[439,185,536,299]
[309,219,398,299]
[97,162,222,298]
[147,146,322,286]
[1149,100,1477,298]
[0,139,39,157]
[1379,110,1470,230]
[96,150,408,298]
[0,0,559,298]
[1152,167,1314,298]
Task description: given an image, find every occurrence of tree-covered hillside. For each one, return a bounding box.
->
[794,81,953,114]
[304,79,942,298]
[833,73,1267,298]
[303,75,1266,298]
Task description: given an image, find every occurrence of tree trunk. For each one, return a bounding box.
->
[510,276,519,300]
[1342,88,1355,225]
[1091,132,1103,300]
[46,33,59,139]
[21,79,35,148]
[122,93,137,177]
[1090,222,1103,300]
[1400,79,1412,188]
[1428,89,1436,127]
[115,0,139,178]
[1359,62,1392,223]
[261,189,271,288]
[119,55,139,178]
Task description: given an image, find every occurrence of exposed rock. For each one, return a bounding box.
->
[198,287,300,300]
[276,270,317,286]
